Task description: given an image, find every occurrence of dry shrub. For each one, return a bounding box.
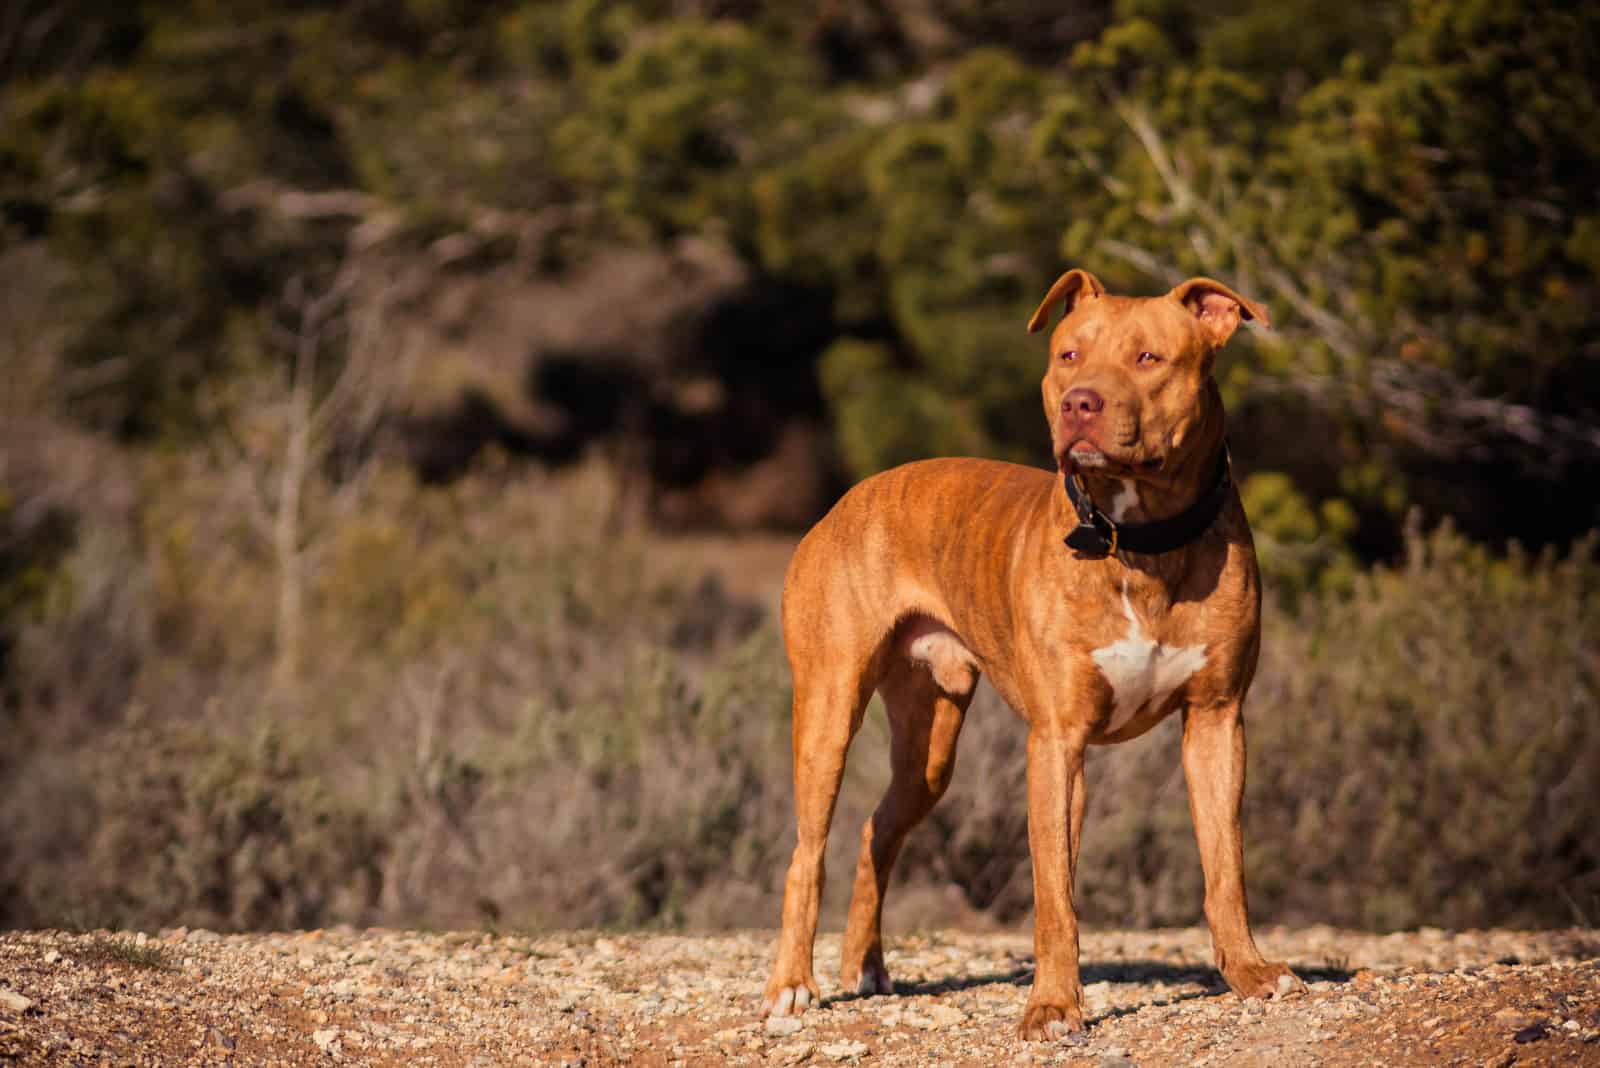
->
[0,454,810,932]
[3,449,1596,935]
[57,712,383,931]
[1244,522,1600,929]
[372,634,802,930]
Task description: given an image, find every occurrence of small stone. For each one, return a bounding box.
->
[312,1027,341,1052]
[1483,1051,1516,1068]
[42,950,60,965]
[766,1014,804,1036]
[771,1041,813,1064]
[1100,1057,1137,1068]
[1493,1008,1536,1031]
[0,990,32,1014]
[1564,1019,1581,1032]
[819,1039,869,1060]
[207,1028,237,1051]
[926,1004,966,1028]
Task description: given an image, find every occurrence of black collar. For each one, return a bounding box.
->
[1063,443,1233,558]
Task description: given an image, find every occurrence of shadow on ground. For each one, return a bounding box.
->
[824,958,1354,1013]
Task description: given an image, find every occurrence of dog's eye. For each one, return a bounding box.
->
[1060,350,1079,362]
[1137,351,1163,366]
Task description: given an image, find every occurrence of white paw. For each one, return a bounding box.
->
[765,984,814,1017]
[856,963,892,997]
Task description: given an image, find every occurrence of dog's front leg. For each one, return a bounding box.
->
[1019,722,1090,1040]
[1181,699,1304,999]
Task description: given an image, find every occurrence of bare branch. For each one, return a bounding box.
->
[208,425,278,544]
[219,181,377,220]
[1108,101,1600,461]
[1096,239,1182,286]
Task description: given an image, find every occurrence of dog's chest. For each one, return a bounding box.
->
[1089,587,1207,731]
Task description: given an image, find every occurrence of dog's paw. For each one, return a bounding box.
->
[1018,998,1087,1043]
[762,981,818,1018]
[853,960,892,997]
[840,942,893,998]
[1224,960,1306,1001]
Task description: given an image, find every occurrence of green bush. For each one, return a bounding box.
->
[1241,470,1359,606]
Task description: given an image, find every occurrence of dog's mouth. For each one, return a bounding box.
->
[1062,438,1165,476]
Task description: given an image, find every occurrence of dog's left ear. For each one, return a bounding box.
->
[1168,278,1270,348]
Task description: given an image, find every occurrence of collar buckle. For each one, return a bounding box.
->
[1064,510,1119,558]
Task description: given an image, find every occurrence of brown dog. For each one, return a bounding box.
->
[762,269,1303,1039]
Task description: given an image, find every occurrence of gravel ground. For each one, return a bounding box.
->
[2,925,1597,1066]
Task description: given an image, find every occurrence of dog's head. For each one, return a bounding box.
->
[1028,269,1267,485]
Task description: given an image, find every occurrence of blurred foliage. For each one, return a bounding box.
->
[1240,471,1359,606]
[5,0,1597,563]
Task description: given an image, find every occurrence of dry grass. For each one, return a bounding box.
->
[2,447,1596,935]
[68,935,174,971]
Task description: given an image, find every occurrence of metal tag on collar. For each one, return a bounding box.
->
[1064,472,1118,557]
[1064,512,1119,558]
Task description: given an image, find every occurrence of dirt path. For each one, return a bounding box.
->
[2,926,1596,1066]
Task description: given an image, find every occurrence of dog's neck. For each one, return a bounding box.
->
[1054,438,1231,561]
[1075,427,1228,521]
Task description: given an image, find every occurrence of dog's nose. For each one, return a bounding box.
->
[1063,388,1105,418]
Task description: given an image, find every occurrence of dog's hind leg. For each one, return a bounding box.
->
[763,660,874,1017]
[839,642,974,997]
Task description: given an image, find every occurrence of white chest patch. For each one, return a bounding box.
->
[1107,479,1140,522]
[1090,586,1207,732]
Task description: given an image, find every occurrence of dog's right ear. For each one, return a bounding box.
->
[1027,269,1106,333]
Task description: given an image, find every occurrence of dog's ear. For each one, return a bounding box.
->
[1168,277,1270,347]
[1027,269,1106,333]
